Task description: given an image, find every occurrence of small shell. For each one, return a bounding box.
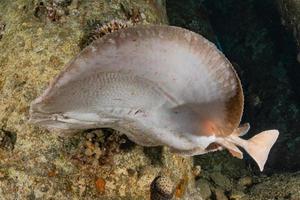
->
[150,176,174,200]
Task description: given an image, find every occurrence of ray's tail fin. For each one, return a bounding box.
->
[240,130,279,171]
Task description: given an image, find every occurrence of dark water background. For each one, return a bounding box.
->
[167,0,300,173]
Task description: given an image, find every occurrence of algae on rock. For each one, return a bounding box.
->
[0,0,199,199]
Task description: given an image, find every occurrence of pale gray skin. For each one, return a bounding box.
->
[29,25,279,171]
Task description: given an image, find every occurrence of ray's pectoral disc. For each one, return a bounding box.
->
[29,25,279,171]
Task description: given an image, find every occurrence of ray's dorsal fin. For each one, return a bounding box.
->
[228,130,279,171]
[233,123,250,136]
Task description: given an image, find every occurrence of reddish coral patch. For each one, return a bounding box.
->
[175,175,189,198]
[95,178,106,194]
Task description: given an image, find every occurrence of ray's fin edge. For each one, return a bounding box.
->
[230,129,279,171]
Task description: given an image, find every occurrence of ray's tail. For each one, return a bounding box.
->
[230,130,279,171]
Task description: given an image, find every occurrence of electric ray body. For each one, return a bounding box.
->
[29,25,279,171]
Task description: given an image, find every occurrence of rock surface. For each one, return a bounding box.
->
[246,173,300,200]
[278,0,300,49]
[0,0,200,199]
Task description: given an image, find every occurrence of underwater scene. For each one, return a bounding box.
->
[0,0,299,199]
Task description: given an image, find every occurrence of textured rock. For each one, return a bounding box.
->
[229,190,245,200]
[213,188,228,200]
[196,178,212,200]
[278,0,300,48]
[245,173,300,200]
[237,176,252,188]
[0,0,199,199]
[167,0,217,43]
[210,172,232,191]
